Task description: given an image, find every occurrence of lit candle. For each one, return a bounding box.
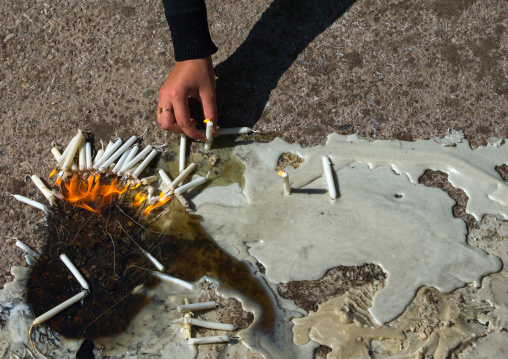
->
[187,336,230,345]
[85,142,92,170]
[60,254,90,290]
[32,291,87,326]
[112,149,131,173]
[57,130,83,168]
[279,170,291,195]
[177,301,216,313]
[171,163,197,188]
[62,131,84,171]
[93,138,123,170]
[322,155,337,200]
[181,318,236,331]
[204,119,213,151]
[94,148,105,165]
[174,176,206,194]
[152,271,195,290]
[120,145,153,174]
[179,134,187,172]
[140,175,158,185]
[51,147,62,162]
[15,239,39,258]
[31,175,56,205]
[99,135,137,172]
[78,141,86,171]
[10,194,49,214]
[131,149,158,178]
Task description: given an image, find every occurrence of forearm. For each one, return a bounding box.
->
[162,0,218,61]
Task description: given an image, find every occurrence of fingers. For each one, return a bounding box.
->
[172,92,206,141]
[199,90,218,137]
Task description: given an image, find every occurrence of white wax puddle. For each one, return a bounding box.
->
[1,133,507,358]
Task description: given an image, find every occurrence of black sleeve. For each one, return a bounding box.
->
[161,0,218,61]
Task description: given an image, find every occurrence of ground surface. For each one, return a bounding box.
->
[0,0,507,357]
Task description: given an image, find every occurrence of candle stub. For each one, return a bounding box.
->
[60,253,90,290]
[187,335,230,345]
[32,291,87,326]
[180,318,236,331]
[279,170,291,195]
[322,155,338,200]
[204,119,213,151]
[152,271,195,290]
[177,301,217,313]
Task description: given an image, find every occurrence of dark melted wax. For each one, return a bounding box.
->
[26,193,275,340]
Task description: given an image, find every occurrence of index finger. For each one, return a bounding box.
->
[172,96,206,141]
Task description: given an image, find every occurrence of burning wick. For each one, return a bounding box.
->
[32,291,87,326]
[9,194,49,214]
[152,271,195,290]
[60,254,90,290]
[178,301,217,312]
[187,336,230,345]
[179,318,236,331]
[322,155,338,200]
[204,119,213,151]
[180,134,187,172]
[278,170,291,195]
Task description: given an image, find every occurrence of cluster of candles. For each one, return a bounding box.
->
[10,125,251,351]
[278,155,338,199]
[174,299,236,345]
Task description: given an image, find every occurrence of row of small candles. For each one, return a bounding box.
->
[279,155,338,199]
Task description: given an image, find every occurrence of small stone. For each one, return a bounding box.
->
[208,153,220,167]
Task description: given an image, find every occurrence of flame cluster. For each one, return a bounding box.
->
[61,173,129,213]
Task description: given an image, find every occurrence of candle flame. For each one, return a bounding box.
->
[133,192,147,207]
[278,170,287,176]
[55,176,63,186]
[144,192,172,216]
[61,173,130,213]
[130,182,142,189]
[203,119,211,123]
[49,168,57,179]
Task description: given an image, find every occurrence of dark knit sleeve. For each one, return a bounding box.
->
[162,0,218,61]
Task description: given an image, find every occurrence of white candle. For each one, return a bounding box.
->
[93,139,122,170]
[152,271,195,290]
[181,318,236,331]
[94,148,105,165]
[174,192,189,208]
[51,147,62,162]
[187,336,230,345]
[140,175,158,185]
[279,170,291,195]
[62,131,84,171]
[322,155,337,200]
[201,127,252,136]
[171,163,197,188]
[57,130,83,168]
[158,169,173,188]
[204,120,213,151]
[99,136,137,172]
[131,149,158,178]
[120,145,153,174]
[10,194,49,214]
[145,251,164,271]
[174,176,206,194]
[15,240,39,258]
[179,134,187,172]
[78,141,86,171]
[112,149,131,173]
[31,175,56,206]
[124,145,139,168]
[177,301,216,313]
[85,142,92,170]
[60,254,89,290]
[32,291,87,326]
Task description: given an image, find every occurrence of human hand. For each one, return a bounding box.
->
[157,56,217,141]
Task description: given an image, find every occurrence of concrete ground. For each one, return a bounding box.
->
[0,0,507,356]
